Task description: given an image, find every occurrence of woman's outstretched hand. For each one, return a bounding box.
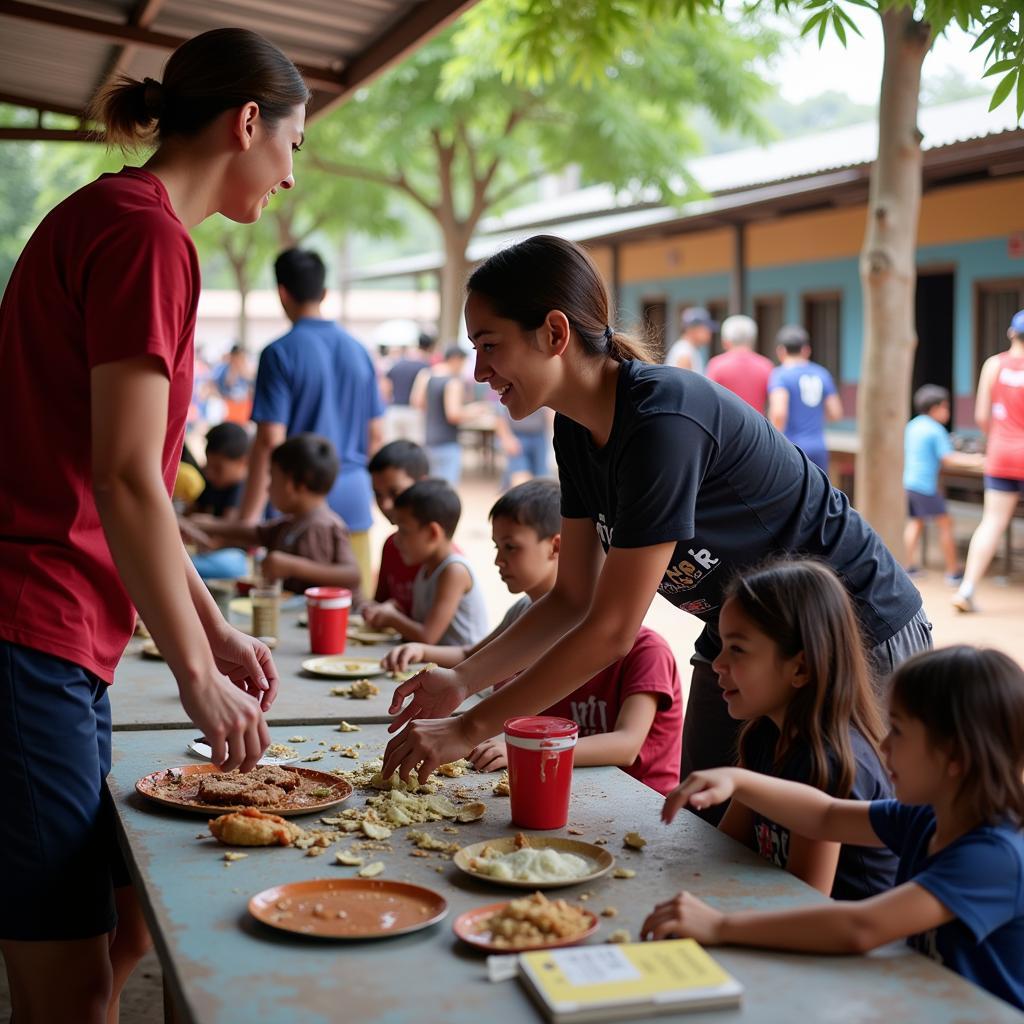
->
[661,768,738,824]
[387,665,466,733]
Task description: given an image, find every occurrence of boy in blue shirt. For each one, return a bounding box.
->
[768,325,843,473]
[903,385,982,584]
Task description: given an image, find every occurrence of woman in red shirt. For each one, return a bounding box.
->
[0,28,307,1022]
[953,310,1024,613]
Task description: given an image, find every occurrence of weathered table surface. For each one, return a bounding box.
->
[108,725,1021,1024]
[110,609,449,729]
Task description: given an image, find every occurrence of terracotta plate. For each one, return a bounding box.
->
[454,836,615,889]
[453,900,599,953]
[135,764,352,816]
[250,878,448,940]
[301,656,386,679]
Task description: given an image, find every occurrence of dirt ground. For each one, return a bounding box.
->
[3,457,1023,1023]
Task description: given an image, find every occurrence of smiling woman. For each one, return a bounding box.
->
[0,26,306,1024]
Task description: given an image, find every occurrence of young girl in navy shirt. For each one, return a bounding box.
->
[644,645,1024,1011]
[713,560,896,899]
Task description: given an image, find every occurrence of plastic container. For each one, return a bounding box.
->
[504,716,579,830]
[250,580,282,639]
[305,587,352,655]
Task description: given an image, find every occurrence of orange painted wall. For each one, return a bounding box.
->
[619,229,733,285]
[586,244,614,283]
[615,177,1024,275]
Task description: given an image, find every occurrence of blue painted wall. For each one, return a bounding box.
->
[619,235,1020,397]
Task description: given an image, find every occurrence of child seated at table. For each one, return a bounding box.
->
[383,479,683,794]
[362,479,487,646]
[368,440,430,615]
[644,645,1024,1012]
[195,433,363,602]
[185,421,251,580]
[697,559,897,899]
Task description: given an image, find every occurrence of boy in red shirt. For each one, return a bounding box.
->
[367,441,430,615]
[382,479,683,794]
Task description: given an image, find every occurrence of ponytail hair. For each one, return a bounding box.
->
[90,27,309,150]
[466,235,657,363]
[728,559,885,797]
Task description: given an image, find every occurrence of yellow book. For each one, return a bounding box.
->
[518,939,742,1023]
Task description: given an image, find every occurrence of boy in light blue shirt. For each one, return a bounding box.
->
[903,385,962,583]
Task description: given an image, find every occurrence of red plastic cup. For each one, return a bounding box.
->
[304,587,352,655]
[504,716,579,830]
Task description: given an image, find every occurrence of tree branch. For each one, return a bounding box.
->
[467,109,526,226]
[310,154,438,217]
[485,169,547,210]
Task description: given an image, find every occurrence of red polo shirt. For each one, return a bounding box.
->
[706,347,774,412]
[0,168,199,681]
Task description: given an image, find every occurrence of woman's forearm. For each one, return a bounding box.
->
[717,902,877,954]
[96,473,216,687]
[456,589,585,694]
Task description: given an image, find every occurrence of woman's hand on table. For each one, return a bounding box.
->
[178,671,271,773]
[468,735,508,772]
[382,714,477,783]
[207,625,279,712]
[641,892,725,945]
[387,664,467,732]
[381,642,426,672]
[662,769,738,823]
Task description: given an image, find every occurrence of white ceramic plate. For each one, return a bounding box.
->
[300,657,387,679]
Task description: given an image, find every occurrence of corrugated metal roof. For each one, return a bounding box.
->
[347,95,1024,282]
[0,0,475,137]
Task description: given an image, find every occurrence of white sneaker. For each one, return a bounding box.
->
[951,592,976,613]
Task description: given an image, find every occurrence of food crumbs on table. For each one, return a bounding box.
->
[335,851,363,866]
[306,846,325,857]
[612,868,636,879]
[433,865,444,873]
[318,740,326,746]
[594,838,608,845]
[339,746,360,759]
[578,894,590,901]
[288,736,308,743]
[492,770,510,796]
[361,819,392,840]
[302,751,325,763]
[358,861,385,878]
[442,826,459,834]
[623,831,647,850]
[607,929,630,944]
[601,907,619,917]
[410,849,431,858]
[337,721,360,732]
[223,851,247,862]
[567,828,584,835]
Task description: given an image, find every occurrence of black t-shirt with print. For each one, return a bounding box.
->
[553,361,921,659]
[742,720,898,900]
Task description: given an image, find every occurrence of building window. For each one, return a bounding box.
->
[753,295,785,359]
[641,297,668,361]
[975,279,1024,381]
[802,292,842,382]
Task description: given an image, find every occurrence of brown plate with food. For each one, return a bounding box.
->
[454,835,615,889]
[135,763,352,816]
[453,896,599,953]
[249,878,448,940]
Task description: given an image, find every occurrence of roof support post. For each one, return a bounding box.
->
[730,222,747,315]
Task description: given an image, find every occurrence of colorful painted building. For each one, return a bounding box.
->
[347,96,1024,431]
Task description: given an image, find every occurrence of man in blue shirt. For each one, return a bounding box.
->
[768,324,843,473]
[239,249,384,595]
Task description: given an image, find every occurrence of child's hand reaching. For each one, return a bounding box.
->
[662,768,738,824]
[468,735,508,772]
[364,600,399,629]
[382,643,426,672]
[641,892,725,945]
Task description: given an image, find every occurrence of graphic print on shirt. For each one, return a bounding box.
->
[798,373,825,408]
[755,819,789,867]
[595,512,613,547]
[658,546,722,597]
[569,695,610,735]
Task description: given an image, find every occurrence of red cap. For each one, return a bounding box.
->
[504,716,578,740]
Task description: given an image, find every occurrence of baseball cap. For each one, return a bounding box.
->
[681,306,718,330]
[1010,309,1024,335]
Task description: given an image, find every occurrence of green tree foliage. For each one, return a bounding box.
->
[308,0,778,338]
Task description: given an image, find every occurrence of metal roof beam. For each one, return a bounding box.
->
[0,88,85,119]
[0,1,345,93]
[0,126,97,141]
[93,0,169,103]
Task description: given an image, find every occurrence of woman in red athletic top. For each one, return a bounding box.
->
[953,310,1024,613]
[0,29,306,1021]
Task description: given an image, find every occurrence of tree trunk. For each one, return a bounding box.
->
[438,226,472,344]
[237,281,249,351]
[855,8,932,553]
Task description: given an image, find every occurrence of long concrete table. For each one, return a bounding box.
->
[108,724,1021,1024]
[110,608,419,729]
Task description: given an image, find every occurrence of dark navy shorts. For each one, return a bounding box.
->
[906,488,947,519]
[984,475,1024,494]
[0,640,129,941]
